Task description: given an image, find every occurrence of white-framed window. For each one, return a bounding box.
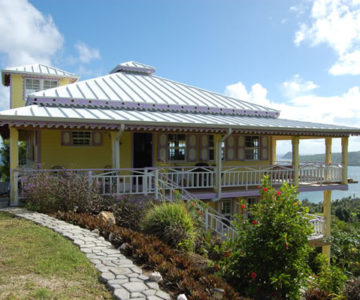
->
[168,134,186,161]
[245,136,260,160]
[72,131,91,145]
[25,78,58,97]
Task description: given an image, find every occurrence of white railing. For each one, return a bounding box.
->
[308,214,325,239]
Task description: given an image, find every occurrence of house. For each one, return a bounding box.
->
[1,61,360,256]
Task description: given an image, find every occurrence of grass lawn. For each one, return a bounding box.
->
[0,212,113,300]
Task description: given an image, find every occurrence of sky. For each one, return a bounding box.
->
[0,0,360,155]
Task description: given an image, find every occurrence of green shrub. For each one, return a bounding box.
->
[142,202,196,251]
[309,254,348,297]
[220,176,313,299]
[304,288,332,300]
[343,278,360,300]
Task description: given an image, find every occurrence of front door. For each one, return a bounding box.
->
[133,133,153,168]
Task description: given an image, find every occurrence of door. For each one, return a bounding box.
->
[133,133,153,168]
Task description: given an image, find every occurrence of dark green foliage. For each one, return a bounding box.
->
[0,140,26,182]
[343,278,360,300]
[54,211,241,299]
[221,176,313,299]
[142,202,196,251]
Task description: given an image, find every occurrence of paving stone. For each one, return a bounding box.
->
[145,282,159,290]
[142,289,156,296]
[109,267,132,275]
[100,272,115,282]
[147,296,163,300]
[113,289,130,300]
[122,282,148,292]
[155,290,171,300]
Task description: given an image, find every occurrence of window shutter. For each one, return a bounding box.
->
[92,132,102,146]
[238,136,245,161]
[61,131,72,146]
[157,133,168,162]
[226,135,236,161]
[261,136,269,160]
[199,135,209,161]
[187,134,198,162]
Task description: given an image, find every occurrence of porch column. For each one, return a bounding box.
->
[10,127,19,206]
[325,137,332,181]
[111,131,120,169]
[292,136,300,186]
[341,137,348,184]
[322,190,332,260]
[271,137,277,165]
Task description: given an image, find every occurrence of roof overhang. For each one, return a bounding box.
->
[0,105,359,137]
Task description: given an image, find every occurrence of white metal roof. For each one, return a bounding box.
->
[1,105,359,135]
[27,65,279,118]
[2,64,79,85]
[109,61,156,75]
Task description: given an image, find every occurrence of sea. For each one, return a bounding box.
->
[298,166,360,203]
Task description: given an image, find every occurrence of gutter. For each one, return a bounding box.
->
[212,128,232,202]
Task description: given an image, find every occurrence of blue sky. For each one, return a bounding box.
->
[1,0,360,154]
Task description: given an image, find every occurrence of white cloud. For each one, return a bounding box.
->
[282,74,319,98]
[0,0,63,66]
[224,78,360,154]
[294,0,360,75]
[75,42,100,64]
[225,82,271,107]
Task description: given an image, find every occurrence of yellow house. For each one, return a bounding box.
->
[1,61,360,254]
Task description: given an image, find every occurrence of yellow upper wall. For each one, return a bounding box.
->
[10,75,72,109]
[38,130,272,170]
[39,129,132,169]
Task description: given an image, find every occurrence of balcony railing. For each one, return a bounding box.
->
[14,163,328,241]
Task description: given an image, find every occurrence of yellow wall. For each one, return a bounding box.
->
[11,74,24,108]
[39,129,132,169]
[10,75,73,109]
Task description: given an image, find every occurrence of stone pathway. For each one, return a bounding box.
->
[1,208,171,300]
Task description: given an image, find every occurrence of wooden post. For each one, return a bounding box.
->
[292,136,300,186]
[341,137,348,184]
[325,137,332,181]
[322,190,332,260]
[10,127,19,206]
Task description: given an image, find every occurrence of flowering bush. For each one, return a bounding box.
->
[23,170,102,213]
[219,176,313,299]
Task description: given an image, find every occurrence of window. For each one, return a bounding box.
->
[245,136,260,160]
[72,131,91,145]
[25,78,57,97]
[43,80,57,89]
[221,141,225,160]
[209,135,215,160]
[168,134,186,161]
[25,79,41,97]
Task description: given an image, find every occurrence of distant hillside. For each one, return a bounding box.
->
[282,151,360,166]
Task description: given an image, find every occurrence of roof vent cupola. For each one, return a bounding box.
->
[109,61,155,75]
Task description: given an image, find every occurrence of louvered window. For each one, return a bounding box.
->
[43,80,57,89]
